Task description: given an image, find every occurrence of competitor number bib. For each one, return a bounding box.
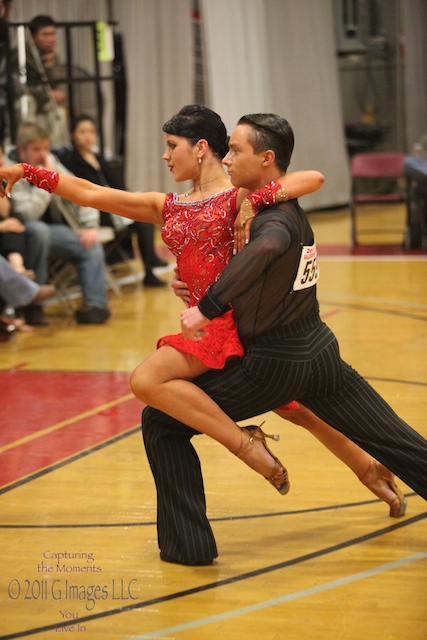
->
[292,243,319,291]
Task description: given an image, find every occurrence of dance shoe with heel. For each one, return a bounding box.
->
[232,422,290,495]
[360,459,407,517]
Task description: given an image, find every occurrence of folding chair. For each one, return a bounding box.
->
[403,155,427,251]
[349,152,407,248]
[48,257,80,314]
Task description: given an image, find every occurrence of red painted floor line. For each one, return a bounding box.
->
[1,371,135,445]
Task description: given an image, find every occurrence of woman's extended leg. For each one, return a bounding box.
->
[274,404,406,516]
[130,345,288,491]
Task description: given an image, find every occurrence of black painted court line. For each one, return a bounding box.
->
[365,377,427,387]
[0,492,418,529]
[0,426,141,495]
[320,298,427,322]
[1,511,426,639]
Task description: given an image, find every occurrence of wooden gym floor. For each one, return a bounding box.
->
[0,204,426,639]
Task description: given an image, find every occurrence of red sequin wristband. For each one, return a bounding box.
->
[20,163,59,193]
[239,179,288,226]
[247,179,288,211]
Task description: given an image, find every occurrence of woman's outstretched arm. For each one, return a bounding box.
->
[0,164,166,225]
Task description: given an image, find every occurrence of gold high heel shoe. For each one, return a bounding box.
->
[232,422,290,495]
[360,459,407,517]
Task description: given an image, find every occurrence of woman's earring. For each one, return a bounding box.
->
[198,158,202,164]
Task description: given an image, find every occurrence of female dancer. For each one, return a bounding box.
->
[0,105,405,515]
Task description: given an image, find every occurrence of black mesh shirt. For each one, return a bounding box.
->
[198,200,320,342]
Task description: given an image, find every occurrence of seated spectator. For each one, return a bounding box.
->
[58,114,167,287]
[0,253,55,340]
[9,14,69,146]
[0,142,33,276]
[5,122,111,326]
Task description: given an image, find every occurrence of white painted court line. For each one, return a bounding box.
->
[320,255,427,261]
[129,550,427,639]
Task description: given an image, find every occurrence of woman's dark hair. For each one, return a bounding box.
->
[237,113,294,172]
[162,105,229,160]
[70,114,97,135]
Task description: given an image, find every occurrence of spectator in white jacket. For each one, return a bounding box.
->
[6,122,111,325]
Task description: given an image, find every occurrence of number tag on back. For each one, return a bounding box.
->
[293,243,319,291]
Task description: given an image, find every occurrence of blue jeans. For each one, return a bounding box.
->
[25,221,108,307]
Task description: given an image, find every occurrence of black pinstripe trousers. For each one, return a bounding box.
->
[142,314,427,564]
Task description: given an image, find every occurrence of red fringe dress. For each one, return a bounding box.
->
[158,188,244,367]
[156,190,300,413]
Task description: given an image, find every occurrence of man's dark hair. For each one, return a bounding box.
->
[237,113,294,173]
[162,105,229,160]
[29,15,56,36]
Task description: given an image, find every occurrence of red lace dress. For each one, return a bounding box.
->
[157,188,244,368]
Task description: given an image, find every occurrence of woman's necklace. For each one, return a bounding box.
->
[184,174,224,198]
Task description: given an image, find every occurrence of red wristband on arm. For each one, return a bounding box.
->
[247,179,288,213]
[239,179,289,226]
[20,163,59,193]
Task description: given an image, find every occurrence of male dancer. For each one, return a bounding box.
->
[143,113,427,565]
